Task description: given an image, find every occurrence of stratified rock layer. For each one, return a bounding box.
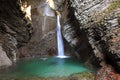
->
[63,0,120,72]
[0,0,32,67]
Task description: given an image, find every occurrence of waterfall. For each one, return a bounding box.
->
[56,14,67,58]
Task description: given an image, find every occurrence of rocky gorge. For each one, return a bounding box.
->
[65,0,120,73]
[0,0,120,80]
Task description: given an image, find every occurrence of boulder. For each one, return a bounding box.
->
[0,44,12,68]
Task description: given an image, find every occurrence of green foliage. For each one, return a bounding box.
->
[106,0,120,13]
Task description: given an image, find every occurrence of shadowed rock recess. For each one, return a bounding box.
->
[0,0,120,79]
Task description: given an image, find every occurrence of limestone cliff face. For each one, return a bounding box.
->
[19,0,58,57]
[63,0,120,72]
[0,0,32,67]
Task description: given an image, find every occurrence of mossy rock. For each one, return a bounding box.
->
[105,0,120,13]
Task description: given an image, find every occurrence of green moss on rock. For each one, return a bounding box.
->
[106,0,120,13]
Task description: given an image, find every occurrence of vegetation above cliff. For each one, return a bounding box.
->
[106,0,120,13]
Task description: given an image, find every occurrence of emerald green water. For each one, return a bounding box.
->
[0,57,92,78]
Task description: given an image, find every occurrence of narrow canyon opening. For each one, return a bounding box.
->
[0,0,120,80]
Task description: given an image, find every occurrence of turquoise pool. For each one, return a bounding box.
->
[0,57,92,78]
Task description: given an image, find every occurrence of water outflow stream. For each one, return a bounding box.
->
[56,14,65,58]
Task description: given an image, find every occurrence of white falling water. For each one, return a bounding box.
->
[57,14,68,58]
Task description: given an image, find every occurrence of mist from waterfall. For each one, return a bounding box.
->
[56,14,65,58]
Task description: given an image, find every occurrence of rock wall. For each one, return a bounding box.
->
[0,43,12,68]
[19,0,58,57]
[0,0,32,67]
[63,0,120,72]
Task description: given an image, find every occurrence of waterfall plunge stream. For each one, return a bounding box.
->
[57,14,68,58]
